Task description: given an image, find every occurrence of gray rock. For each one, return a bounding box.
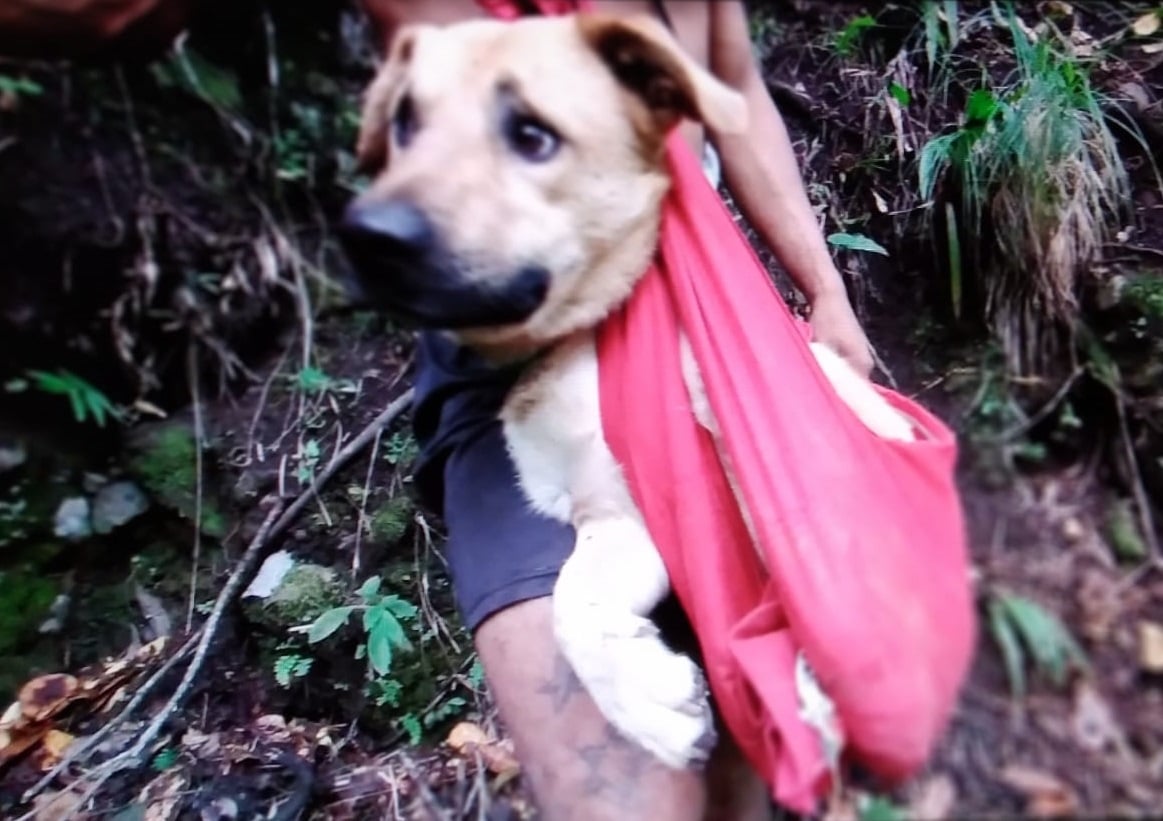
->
[92,481,150,534]
[0,439,26,474]
[53,496,92,542]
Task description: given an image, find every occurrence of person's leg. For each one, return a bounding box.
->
[476,598,708,821]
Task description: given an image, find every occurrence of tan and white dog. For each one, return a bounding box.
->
[338,13,914,771]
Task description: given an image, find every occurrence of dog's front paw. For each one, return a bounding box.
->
[603,624,718,769]
[556,606,717,770]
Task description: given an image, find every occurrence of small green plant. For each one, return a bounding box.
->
[384,431,420,467]
[834,14,877,57]
[0,74,44,98]
[986,589,1087,698]
[151,747,180,772]
[827,232,890,257]
[918,8,1135,373]
[305,576,419,677]
[273,653,315,687]
[7,369,122,427]
[291,365,358,397]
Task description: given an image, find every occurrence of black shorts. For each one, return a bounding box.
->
[410,331,691,642]
[411,331,574,631]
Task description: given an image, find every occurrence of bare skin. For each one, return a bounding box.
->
[355,2,866,818]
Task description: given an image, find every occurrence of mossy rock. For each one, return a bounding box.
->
[369,495,415,545]
[244,563,347,634]
[125,421,227,538]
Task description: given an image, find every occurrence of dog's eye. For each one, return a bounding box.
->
[504,113,560,163]
[392,94,419,148]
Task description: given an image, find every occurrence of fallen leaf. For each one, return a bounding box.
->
[1132,11,1161,37]
[907,774,957,820]
[1071,682,1123,753]
[1137,621,1163,673]
[999,765,1079,818]
[446,722,520,777]
[40,730,76,769]
[19,675,78,722]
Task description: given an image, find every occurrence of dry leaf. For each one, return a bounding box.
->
[19,675,79,722]
[1132,12,1161,37]
[40,730,76,769]
[1138,621,1163,673]
[999,765,1079,818]
[1071,682,1122,753]
[908,774,957,820]
[446,722,520,777]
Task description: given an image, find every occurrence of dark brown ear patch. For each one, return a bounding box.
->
[603,34,698,119]
[593,30,698,123]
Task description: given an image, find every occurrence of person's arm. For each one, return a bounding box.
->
[707,0,874,377]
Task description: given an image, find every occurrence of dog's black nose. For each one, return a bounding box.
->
[338,199,438,266]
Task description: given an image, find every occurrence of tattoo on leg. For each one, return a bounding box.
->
[535,651,586,712]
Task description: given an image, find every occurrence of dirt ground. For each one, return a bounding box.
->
[1,2,1162,819]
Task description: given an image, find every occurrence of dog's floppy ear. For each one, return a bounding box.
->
[577,14,747,137]
[354,27,421,173]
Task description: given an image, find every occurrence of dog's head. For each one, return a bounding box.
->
[337,13,745,355]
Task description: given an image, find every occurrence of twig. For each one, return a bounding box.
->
[1114,394,1161,563]
[187,341,205,632]
[352,425,384,576]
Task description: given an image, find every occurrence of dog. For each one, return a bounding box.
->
[338,12,916,770]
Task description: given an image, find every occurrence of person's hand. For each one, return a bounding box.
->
[808,288,874,378]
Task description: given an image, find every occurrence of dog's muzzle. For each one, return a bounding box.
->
[337,199,550,329]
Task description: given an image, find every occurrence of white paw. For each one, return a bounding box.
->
[555,605,717,770]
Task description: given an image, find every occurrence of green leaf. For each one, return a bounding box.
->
[358,576,383,603]
[918,132,959,200]
[382,595,419,621]
[367,623,395,675]
[151,747,179,772]
[400,713,423,745]
[988,596,1027,698]
[860,796,905,821]
[307,606,355,644]
[827,232,889,256]
[887,81,911,107]
[363,605,386,634]
[965,88,998,125]
[998,593,1087,687]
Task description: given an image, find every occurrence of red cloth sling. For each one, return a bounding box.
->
[474,1,977,813]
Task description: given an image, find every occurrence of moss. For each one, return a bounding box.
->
[368,495,415,545]
[1124,275,1163,321]
[1105,498,1146,562]
[0,568,61,697]
[127,422,227,538]
[246,563,346,634]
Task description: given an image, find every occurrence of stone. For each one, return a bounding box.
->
[91,481,149,535]
[53,497,91,542]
